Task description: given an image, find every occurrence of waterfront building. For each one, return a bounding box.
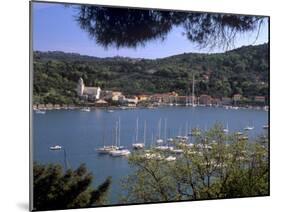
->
[77,77,101,101]
[199,94,213,105]
[221,97,232,105]
[176,96,187,104]
[68,105,76,109]
[124,98,138,107]
[102,90,125,102]
[150,92,178,104]
[61,104,68,109]
[37,104,46,110]
[95,99,109,107]
[138,94,150,101]
[254,96,265,103]
[112,92,124,101]
[45,103,54,110]
[119,96,138,107]
[54,104,61,109]
[186,95,196,105]
[150,94,163,103]
[212,98,221,106]
[233,94,242,101]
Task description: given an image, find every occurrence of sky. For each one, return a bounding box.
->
[32,2,269,59]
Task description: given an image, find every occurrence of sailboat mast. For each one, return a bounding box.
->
[118,117,121,146]
[143,120,146,145]
[164,118,167,142]
[178,126,182,136]
[111,128,114,146]
[158,118,162,139]
[136,117,139,142]
[151,131,154,147]
[115,121,118,146]
[102,121,105,147]
[185,121,188,137]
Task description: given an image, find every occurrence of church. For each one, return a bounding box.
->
[76,78,101,101]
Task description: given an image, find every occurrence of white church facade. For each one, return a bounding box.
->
[77,78,101,101]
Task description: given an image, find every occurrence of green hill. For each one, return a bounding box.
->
[33,43,269,104]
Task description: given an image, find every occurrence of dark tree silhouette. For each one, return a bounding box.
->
[75,5,266,50]
[33,163,111,211]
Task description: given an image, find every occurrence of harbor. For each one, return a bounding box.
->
[33,106,268,204]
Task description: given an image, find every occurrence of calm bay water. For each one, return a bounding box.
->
[33,106,268,204]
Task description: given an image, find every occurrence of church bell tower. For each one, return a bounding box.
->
[77,78,85,96]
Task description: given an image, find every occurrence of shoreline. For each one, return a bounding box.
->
[33,104,269,112]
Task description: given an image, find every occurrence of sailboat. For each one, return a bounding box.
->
[156,118,164,144]
[185,97,189,106]
[188,127,201,136]
[96,145,117,154]
[244,121,254,131]
[172,123,187,153]
[96,122,107,154]
[96,123,118,154]
[110,118,130,157]
[132,118,146,149]
[223,123,229,133]
[155,118,173,151]
[175,126,188,141]
[183,121,189,140]
[174,97,179,106]
[169,97,173,106]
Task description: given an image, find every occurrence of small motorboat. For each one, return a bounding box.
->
[165,156,177,162]
[263,124,269,129]
[50,145,62,150]
[143,153,164,160]
[175,136,188,141]
[235,131,243,136]
[171,149,184,154]
[35,110,46,114]
[81,107,90,112]
[223,128,229,133]
[156,139,164,144]
[132,143,145,149]
[244,126,254,131]
[238,136,248,140]
[155,146,173,151]
[167,138,174,142]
